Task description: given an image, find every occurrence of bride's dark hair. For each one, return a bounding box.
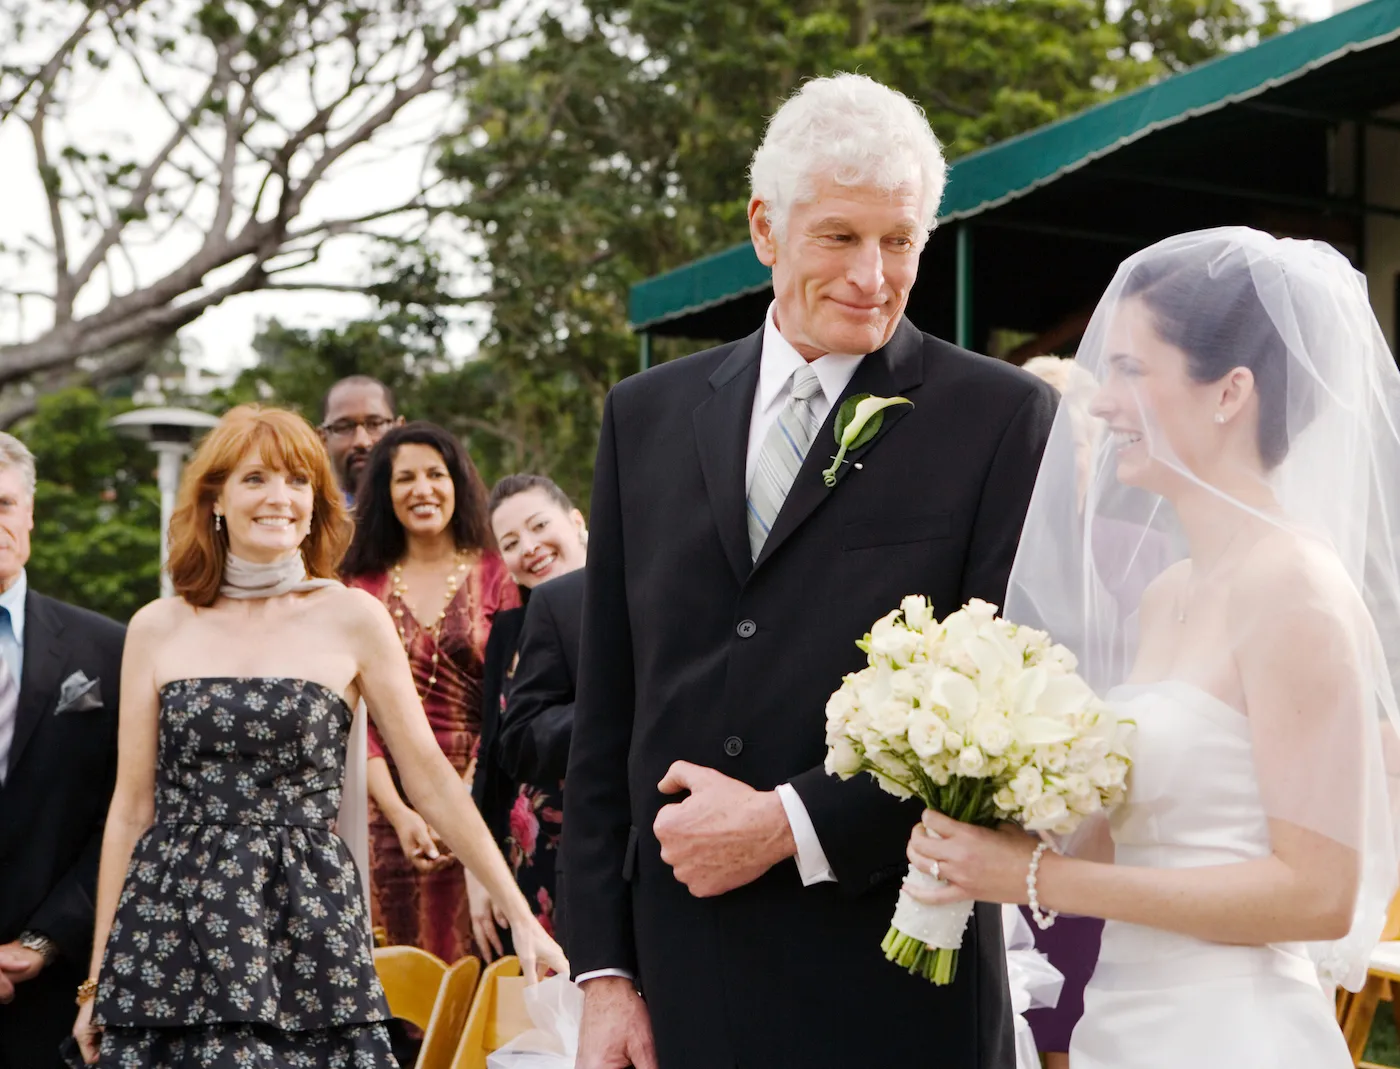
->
[1123,242,1316,470]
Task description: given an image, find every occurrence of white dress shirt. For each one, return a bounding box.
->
[0,569,29,783]
[577,309,863,985]
[749,304,861,886]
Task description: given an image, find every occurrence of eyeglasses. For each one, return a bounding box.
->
[321,416,396,440]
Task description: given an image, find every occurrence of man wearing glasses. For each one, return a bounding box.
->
[318,376,403,503]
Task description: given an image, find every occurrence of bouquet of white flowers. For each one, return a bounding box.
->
[824,596,1134,984]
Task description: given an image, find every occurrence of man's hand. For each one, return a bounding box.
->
[653,761,796,897]
[577,976,658,1069]
[0,943,45,985]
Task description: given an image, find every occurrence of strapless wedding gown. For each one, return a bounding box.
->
[1068,681,1350,1068]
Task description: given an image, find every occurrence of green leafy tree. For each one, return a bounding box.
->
[432,0,1297,507]
[0,0,540,422]
[229,0,1299,509]
[18,389,163,622]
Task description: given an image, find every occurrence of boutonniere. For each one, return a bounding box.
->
[822,393,914,486]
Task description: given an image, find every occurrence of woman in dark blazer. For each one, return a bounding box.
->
[469,475,586,957]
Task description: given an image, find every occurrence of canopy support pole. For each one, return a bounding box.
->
[956,224,973,350]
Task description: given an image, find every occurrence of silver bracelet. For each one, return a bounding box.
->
[1027,842,1059,930]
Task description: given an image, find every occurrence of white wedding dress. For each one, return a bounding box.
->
[1068,681,1351,1068]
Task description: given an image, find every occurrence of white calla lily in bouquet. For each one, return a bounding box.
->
[825,595,1134,985]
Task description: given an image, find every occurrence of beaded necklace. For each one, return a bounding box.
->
[390,549,471,698]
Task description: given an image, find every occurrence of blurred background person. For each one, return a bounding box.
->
[1016,355,1103,1069]
[470,475,587,957]
[341,423,518,963]
[319,375,402,504]
[0,433,125,1069]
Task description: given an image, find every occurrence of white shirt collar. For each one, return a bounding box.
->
[757,303,864,414]
[0,569,26,645]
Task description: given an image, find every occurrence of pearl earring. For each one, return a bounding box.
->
[1213,413,1226,425]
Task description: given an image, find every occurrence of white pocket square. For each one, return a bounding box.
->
[55,670,103,714]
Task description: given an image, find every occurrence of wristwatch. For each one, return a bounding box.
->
[17,930,58,965]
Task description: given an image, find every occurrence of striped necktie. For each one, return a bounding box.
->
[0,610,17,785]
[747,365,824,560]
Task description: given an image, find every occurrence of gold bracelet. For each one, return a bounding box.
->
[75,978,98,1006]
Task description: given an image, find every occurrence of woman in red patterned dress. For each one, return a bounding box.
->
[341,422,518,963]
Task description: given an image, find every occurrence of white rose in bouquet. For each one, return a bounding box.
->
[825,596,1135,985]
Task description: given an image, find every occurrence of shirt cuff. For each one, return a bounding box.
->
[576,968,635,984]
[776,782,836,885]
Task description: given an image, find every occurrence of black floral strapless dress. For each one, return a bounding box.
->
[91,678,395,1067]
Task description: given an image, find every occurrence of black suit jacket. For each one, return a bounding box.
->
[499,569,583,785]
[563,318,1055,1069]
[0,591,125,1069]
[473,604,528,851]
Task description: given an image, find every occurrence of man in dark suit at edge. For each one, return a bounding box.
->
[0,433,126,1068]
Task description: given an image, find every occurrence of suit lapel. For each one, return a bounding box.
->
[693,328,763,585]
[6,592,66,778]
[753,318,926,571]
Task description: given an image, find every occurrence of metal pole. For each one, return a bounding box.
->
[152,443,186,598]
[639,330,653,374]
[1356,121,1368,270]
[955,224,973,350]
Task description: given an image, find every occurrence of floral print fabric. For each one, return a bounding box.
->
[92,678,391,1056]
[94,1021,394,1068]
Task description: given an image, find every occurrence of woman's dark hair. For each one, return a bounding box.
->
[341,422,492,577]
[487,473,575,517]
[1123,242,1309,469]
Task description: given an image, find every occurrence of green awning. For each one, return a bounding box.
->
[629,0,1400,332]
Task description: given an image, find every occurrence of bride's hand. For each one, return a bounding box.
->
[904,810,1039,906]
[508,907,568,982]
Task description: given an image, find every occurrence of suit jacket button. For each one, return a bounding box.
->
[723,736,744,757]
[736,619,757,638]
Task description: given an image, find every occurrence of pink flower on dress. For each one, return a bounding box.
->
[510,793,539,859]
[535,888,555,934]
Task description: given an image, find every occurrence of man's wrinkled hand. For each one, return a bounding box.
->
[653,761,796,897]
[0,943,45,984]
[577,977,657,1069]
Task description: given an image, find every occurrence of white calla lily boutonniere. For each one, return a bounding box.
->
[821,393,914,486]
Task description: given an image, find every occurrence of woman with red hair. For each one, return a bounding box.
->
[68,406,564,1067]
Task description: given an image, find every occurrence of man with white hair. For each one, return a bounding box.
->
[0,433,125,1068]
[564,74,1055,1067]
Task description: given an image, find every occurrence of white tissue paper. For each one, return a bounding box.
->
[1003,904,1066,1069]
[486,974,585,1069]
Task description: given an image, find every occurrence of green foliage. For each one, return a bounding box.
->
[232,0,1300,511]
[19,390,163,623]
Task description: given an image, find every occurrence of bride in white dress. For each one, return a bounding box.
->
[905,227,1400,1066]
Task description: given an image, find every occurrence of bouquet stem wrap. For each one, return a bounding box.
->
[884,858,974,984]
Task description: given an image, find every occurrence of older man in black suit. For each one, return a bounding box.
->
[0,433,125,1068]
[564,73,1056,1069]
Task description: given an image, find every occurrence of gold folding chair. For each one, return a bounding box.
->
[417,955,484,1069]
[374,944,450,1033]
[450,955,533,1069]
[1339,891,1400,1066]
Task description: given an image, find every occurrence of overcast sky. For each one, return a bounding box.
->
[0,0,1340,380]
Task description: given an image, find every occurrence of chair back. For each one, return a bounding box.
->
[450,955,531,1069]
[417,955,483,1069]
[1382,889,1400,943]
[374,945,449,1032]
